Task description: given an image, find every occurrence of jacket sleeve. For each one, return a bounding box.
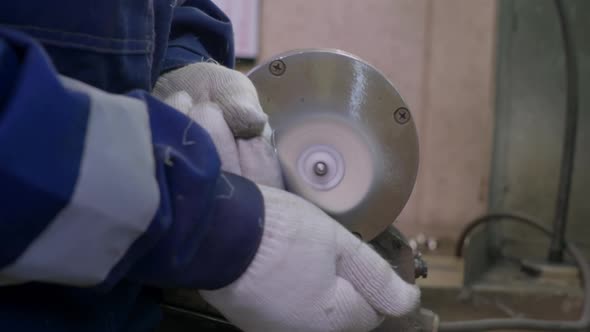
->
[0,28,263,291]
[159,0,235,74]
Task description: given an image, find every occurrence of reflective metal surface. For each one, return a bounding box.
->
[248,49,419,241]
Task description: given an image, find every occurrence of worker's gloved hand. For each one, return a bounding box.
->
[154,67,283,188]
[200,185,420,332]
[153,62,267,138]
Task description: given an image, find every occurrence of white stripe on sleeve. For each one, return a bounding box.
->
[0,78,160,286]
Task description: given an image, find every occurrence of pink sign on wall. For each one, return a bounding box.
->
[213,0,260,59]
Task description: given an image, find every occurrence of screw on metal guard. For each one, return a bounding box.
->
[269,60,286,76]
[394,107,410,124]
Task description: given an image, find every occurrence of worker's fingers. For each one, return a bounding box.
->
[161,92,239,172]
[335,227,420,317]
[322,277,384,332]
[161,90,194,114]
[185,103,242,176]
[236,129,284,189]
[154,64,268,138]
[212,70,268,139]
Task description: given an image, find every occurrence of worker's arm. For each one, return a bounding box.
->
[0,0,234,93]
[160,0,235,73]
[0,28,264,291]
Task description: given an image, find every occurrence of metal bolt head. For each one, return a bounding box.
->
[416,233,426,245]
[414,253,428,279]
[427,237,438,251]
[394,107,410,124]
[269,60,286,76]
[313,161,328,176]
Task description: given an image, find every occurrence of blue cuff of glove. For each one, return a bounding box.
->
[125,170,265,291]
[160,35,212,74]
[161,0,235,73]
[194,172,265,290]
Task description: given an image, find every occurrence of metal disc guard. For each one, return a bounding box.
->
[248,49,419,241]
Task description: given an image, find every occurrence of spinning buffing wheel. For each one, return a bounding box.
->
[248,49,419,241]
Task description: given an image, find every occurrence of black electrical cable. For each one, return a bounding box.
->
[440,213,590,331]
[454,213,549,258]
[548,0,580,263]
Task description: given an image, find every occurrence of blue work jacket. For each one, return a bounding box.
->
[0,1,264,331]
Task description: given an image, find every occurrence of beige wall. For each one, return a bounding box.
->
[254,0,497,239]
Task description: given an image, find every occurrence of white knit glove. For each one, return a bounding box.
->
[200,185,420,332]
[153,62,267,138]
[153,64,283,188]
